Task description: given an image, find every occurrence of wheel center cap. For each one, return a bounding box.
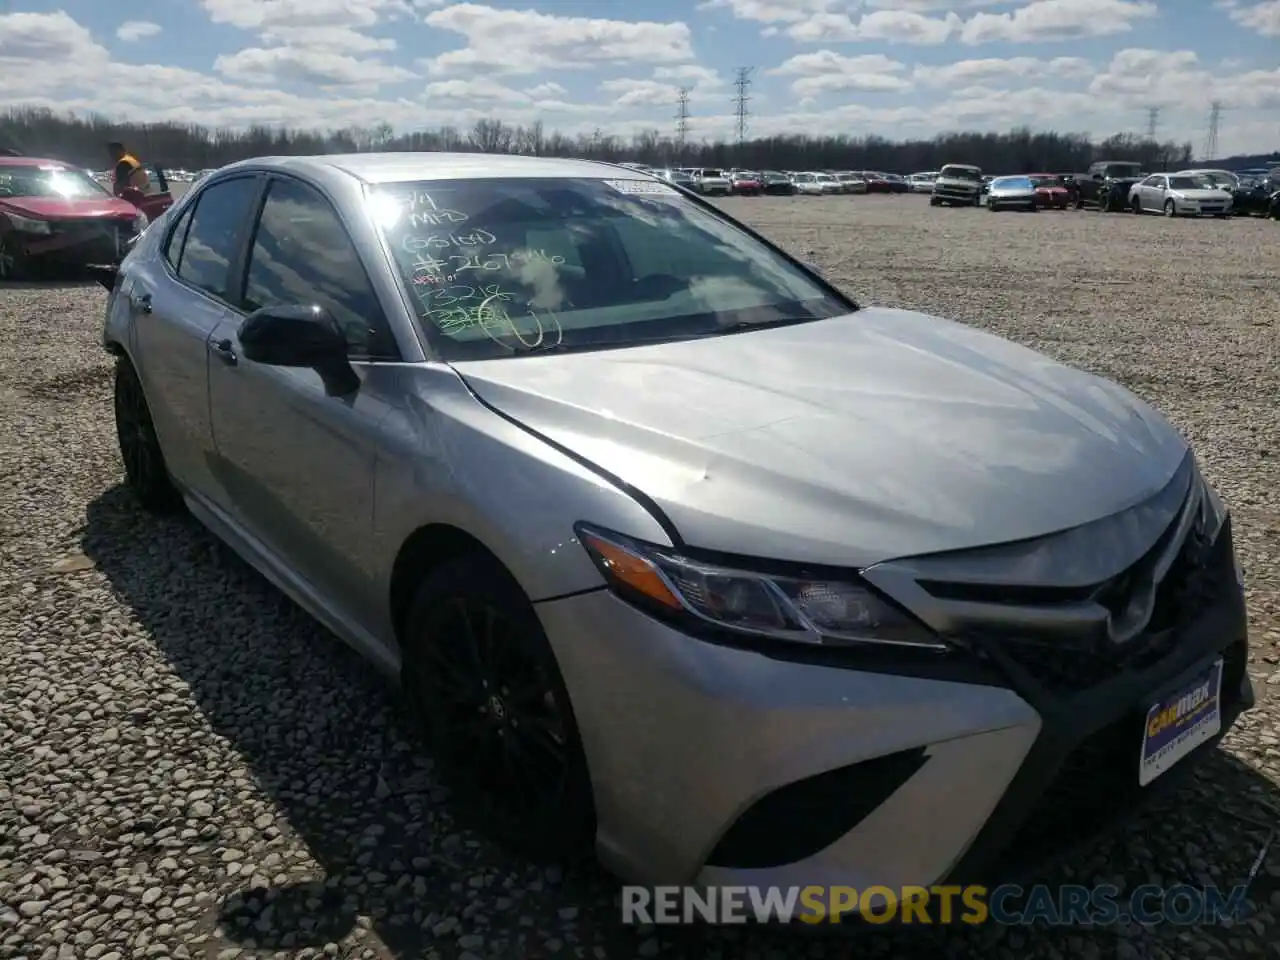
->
[487,694,506,721]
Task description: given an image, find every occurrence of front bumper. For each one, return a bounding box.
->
[536,522,1252,895]
[933,188,979,203]
[11,218,137,267]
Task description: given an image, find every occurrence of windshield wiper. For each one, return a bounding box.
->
[511,314,844,355]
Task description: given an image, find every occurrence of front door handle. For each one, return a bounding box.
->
[210,338,237,366]
[130,291,152,313]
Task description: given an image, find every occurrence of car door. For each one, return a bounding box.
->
[205,174,400,626]
[130,174,263,499]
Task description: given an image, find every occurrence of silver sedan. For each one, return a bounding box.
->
[101,152,1252,908]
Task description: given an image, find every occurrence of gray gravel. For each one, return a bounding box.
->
[2,195,1278,959]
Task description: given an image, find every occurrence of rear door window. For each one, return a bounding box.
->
[176,177,260,301]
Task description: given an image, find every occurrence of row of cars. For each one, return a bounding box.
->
[622,164,918,196]
[929,160,1280,218]
[1,153,174,281]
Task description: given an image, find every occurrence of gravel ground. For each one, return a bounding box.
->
[2,195,1279,960]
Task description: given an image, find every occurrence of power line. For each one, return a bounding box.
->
[1145,106,1160,140]
[1203,101,1222,161]
[675,87,690,148]
[732,67,754,151]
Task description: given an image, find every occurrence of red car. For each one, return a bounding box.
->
[0,156,173,281]
[861,171,894,193]
[1027,174,1072,209]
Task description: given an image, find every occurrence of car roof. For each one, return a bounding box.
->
[218,152,657,185]
[0,156,71,168]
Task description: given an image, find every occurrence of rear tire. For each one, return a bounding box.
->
[114,360,182,513]
[402,551,596,863]
[0,233,29,282]
[929,197,940,206]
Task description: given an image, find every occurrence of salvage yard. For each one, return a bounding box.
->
[2,194,1279,960]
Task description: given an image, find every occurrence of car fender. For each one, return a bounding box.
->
[369,365,673,627]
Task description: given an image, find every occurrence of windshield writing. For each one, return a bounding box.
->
[369,177,846,360]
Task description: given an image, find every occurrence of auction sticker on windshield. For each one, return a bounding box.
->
[1139,658,1223,786]
[603,179,679,196]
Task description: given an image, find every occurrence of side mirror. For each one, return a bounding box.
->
[239,304,358,396]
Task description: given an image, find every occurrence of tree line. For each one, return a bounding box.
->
[2,106,1271,176]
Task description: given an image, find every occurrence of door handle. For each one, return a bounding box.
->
[130,291,152,313]
[210,338,237,366]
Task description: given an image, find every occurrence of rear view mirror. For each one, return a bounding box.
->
[239,304,358,396]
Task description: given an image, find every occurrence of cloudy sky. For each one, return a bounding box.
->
[1,0,1278,155]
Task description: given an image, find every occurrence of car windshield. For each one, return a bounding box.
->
[794,173,813,182]
[0,165,110,199]
[940,166,981,181]
[994,177,1032,189]
[1196,172,1235,186]
[1028,175,1062,186]
[702,169,724,178]
[1168,176,1203,190]
[368,177,850,361]
[1102,164,1141,178]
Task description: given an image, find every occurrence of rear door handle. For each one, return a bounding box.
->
[210,338,237,366]
[130,291,152,313]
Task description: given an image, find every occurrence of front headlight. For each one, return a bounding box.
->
[576,524,947,651]
[7,213,52,235]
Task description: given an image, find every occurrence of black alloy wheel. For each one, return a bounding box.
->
[113,361,181,511]
[404,552,595,861]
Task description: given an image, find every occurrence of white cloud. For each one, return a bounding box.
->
[214,46,416,88]
[1088,48,1280,113]
[0,10,107,62]
[1228,1,1280,35]
[959,0,1157,44]
[421,4,694,75]
[696,0,836,24]
[261,26,396,53]
[117,21,161,42]
[770,51,913,96]
[200,0,410,31]
[914,56,1092,87]
[653,64,724,88]
[789,9,961,43]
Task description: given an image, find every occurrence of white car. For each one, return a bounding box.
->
[790,172,825,196]
[812,172,842,195]
[907,172,938,193]
[1174,168,1239,193]
[1128,173,1232,217]
[691,168,731,196]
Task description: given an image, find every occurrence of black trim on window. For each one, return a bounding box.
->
[160,172,266,316]
[232,172,403,363]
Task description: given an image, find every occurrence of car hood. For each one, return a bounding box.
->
[936,177,980,187]
[450,308,1188,567]
[0,195,138,219]
[1172,189,1231,201]
[1035,185,1068,193]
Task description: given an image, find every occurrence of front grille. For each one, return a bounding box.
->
[993,523,1224,692]
[997,636,1247,875]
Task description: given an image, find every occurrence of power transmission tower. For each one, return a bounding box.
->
[1145,106,1160,140]
[675,87,690,151]
[732,67,754,154]
[1203,101,1222,161]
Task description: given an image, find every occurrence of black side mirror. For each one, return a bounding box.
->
[239,304,358,396]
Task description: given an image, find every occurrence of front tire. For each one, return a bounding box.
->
[930,196,940,206]
[1131,197,1143,214]
[114,360,182,512]
[1164,199,1177,217]
[402,551,596,863]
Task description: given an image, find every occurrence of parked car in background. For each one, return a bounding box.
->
[729,171,763,196]
[1175,169,1239,193]
[653,168,696,190]
[691,168,732,196]
[1128,173,1232,217]
[101,151,1255,902]
[986,176,1040,212]
[907,172,938,193]
[835,172,866,194]
[861,172,894,194]
[931,164,984,206]
[791,172,825,196]
[0,155,159,281]
[1229,175,1280,218]
[1075,161,1144,212]
[761,171,796,195]
[1026,174,1072,209]
[882,173,910,194]
[812,172,842,195]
